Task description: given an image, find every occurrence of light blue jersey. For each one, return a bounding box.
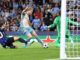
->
[32,19,41,29]
[19,13,34,35]
[20,13,29,27]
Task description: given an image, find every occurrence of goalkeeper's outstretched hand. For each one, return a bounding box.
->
[43,26,49,31]
[44,26,48,30]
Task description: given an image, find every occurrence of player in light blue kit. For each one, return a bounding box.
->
[19,7,48,48]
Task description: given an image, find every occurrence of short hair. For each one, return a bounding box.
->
[0,20,5,27]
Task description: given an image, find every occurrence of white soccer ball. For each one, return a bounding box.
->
[43,43,49,48]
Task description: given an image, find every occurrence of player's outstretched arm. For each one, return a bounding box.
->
[48,16,59,29]
[48,24,55,29]
[68,18,80,26]
[22,7,28,13]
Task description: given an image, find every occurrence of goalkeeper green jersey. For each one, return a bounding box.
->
[49,16,79,35]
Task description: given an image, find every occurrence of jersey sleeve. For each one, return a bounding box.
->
[67,17,80,26]
[49,16,59,28]
[21,13,24,19]
[25,14,29,20]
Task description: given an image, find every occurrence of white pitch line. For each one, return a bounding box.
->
[44,58,60,60]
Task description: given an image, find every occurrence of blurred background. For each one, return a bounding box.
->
[0,0,80,32]
[0,0,61,32]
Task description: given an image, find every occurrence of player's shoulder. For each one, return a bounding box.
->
[56,16,61,19]
[55,16,61,21]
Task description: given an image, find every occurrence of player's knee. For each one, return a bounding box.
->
[29,36,32,39]
[13,36,19,41]
[32,32,38,37]
[33,34,37,37]
[28,35,32,38]
[27,34,32,38]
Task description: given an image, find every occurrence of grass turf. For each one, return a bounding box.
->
[0,42,60,60]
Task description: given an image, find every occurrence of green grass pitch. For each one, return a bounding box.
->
[0,42,60,60]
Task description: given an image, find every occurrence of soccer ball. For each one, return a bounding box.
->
[43,43,49,48]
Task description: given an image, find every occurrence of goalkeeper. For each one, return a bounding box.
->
[48,12,80,47]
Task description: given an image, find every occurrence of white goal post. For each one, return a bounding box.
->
[60,0,80,59]
[60,0,66,59]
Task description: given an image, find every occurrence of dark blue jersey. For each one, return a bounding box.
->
[0,29,7,46]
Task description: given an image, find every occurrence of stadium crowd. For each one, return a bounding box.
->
[0,0,61,32]
[67,0,80,30]
[0,0,80,32]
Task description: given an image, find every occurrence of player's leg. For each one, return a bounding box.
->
[31,30,44,46]
[26,33,33,42]
[66,31,74,47]
[9,44,17,48]
[54,35,60,47]
[18,27,33,47]
[23,27,34,43]
[6,37,29,48]
[6,37,17,48]
[26,33,34,46]
[13,34,32,48]
[55,36,60,43]
[13,36,28,44]
[66,30,74,43]
[31,31,48,48]
[68,36,74,45]
[25,27,43,46]
[53,28,60,47]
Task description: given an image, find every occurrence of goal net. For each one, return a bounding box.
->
[60,0,80,59]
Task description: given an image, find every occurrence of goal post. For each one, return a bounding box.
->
[60,0,80,59]
[60,0,66,59]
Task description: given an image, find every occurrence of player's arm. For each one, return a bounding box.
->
[68,18,80,26]
[21,7,28,19]
[22,7,28,13]
[48,22,55,29]
[48,17,58,29]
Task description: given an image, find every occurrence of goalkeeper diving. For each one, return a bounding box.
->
[47,11,80,47]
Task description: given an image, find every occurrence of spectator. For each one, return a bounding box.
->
[0,0,61,32]
[12,0,19,9]
[10,24,18,31]
[34,7,43,21]
[43,10,52,25]
[4,9,10,21]
[40,22,48,31]
[32,16,41,31]
[75,6,80,22]
[53,0,61,3]
[51,3,60,15]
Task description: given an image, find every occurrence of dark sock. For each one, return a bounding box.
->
[18,38,27,43]
[26,38,32,42]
